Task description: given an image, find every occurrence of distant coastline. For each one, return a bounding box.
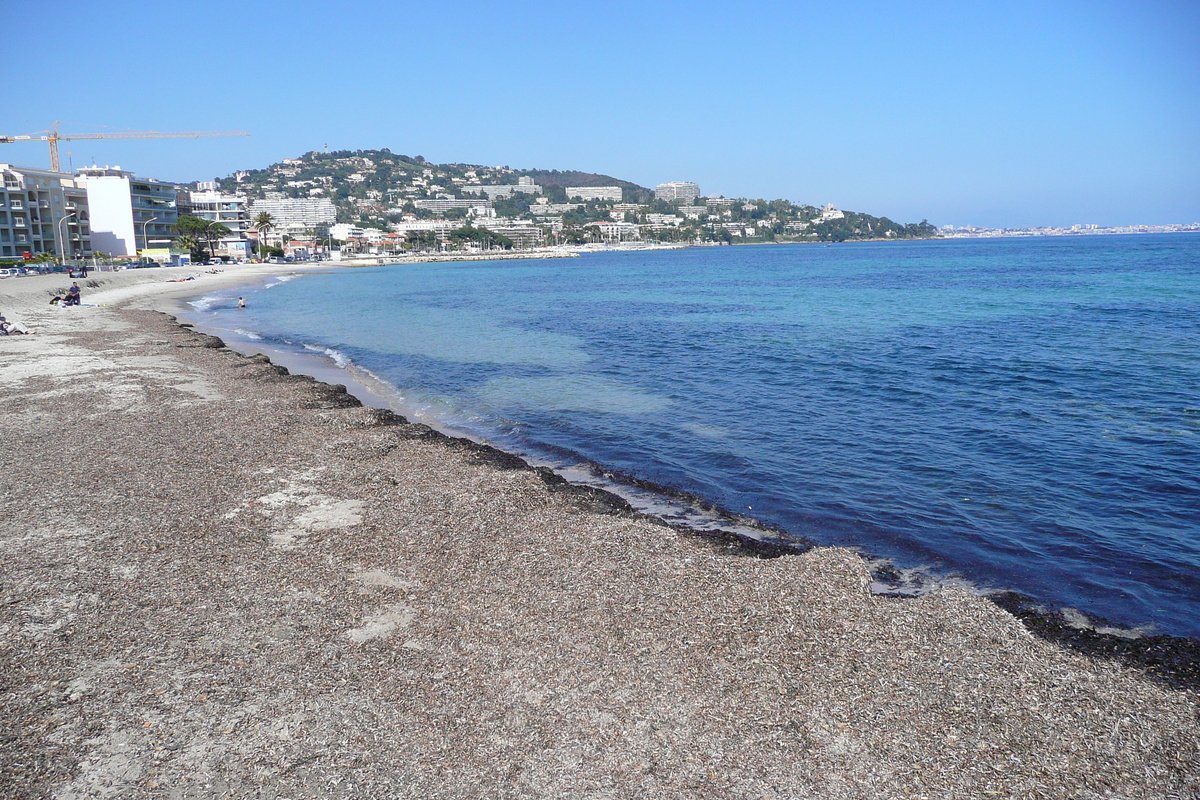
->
[940,222,1200,239]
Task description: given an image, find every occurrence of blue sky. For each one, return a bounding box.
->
[4,0,1198,227]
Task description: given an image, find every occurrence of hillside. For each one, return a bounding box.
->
[210,149,936,245]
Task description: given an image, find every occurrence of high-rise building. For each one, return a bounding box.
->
[247,197,337,229]
[187,190,252,257]
[0,164,92,261]
[566,186,623,202]
[462,176,543,200]
[76,166,179,256]
[654,182,701,202]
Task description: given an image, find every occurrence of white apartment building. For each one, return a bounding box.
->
[585,221,640,242]
[529,203,581,215]
[462,175,543,200]
[646,213,683,226]
[654,182,701,202]
[390,219,456,236]
[187,189,250,242]
[329,223,367,241]
[247,197,336,229]
[566,186,622,202]
[75,166,178,256]
[412,198,492,213]
[476,218,544,249]
[0,164,92,261]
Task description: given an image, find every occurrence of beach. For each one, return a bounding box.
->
[1,266,1197,798]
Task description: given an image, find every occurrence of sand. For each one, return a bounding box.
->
[1,266,1197,799]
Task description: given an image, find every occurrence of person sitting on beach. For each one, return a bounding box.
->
[65,282,81,306]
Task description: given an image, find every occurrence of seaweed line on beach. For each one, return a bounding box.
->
[163,312,1200,693]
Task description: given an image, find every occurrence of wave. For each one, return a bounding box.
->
[263,274,298,289]
[302,342,353,368]
[187,294,223,312]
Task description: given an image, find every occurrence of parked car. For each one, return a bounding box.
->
[0,268,19,278]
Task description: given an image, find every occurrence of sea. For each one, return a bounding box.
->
[183,234,1200,640]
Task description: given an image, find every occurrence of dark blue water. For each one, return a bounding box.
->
[189,235,1200,638]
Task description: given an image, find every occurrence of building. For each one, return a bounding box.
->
[566,186,622,202]
[585,221,640,242]
[654,182,701,202]
[75,166,178,257]
[329,223,367,241]
[529,202,582,215]
[247,197,337,229]
[476,218,544,248]
[818,203,845,222]
[0,164,92,261]
[645,213,683,226]
[188,189,251,256]
[412,199,492,213]
[462,176,543,200]
[390,219,457,236]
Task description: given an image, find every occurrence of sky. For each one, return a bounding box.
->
[4,0,1198,228]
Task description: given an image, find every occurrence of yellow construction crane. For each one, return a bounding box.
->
[0,122,249,171]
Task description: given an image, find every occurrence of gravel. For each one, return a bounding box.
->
[0,275,1196,799]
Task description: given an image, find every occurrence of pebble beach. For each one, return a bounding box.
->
[1,266,1197,799]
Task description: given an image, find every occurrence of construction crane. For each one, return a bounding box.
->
[0,122,249,171]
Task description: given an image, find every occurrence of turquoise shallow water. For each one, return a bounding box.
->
[188,235,1200,638]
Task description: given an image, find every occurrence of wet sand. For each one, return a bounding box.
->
[1,268,1197,798]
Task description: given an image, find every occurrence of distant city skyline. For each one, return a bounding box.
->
[6,0,1198,229]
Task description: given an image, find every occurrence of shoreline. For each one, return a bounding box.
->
[32,258,1200,667]
[172,261,1200,663]
[10,259,1200,653]
[2,262,1198,796]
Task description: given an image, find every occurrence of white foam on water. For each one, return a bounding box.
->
[302,342,352,368]
[187,294,222,312]
[263,274,297,289]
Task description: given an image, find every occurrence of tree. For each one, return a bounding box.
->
[447,225,513,250]
[173,216,211,260]
[253,211,275,257]
[176,235,206,262]
[405,231,440,251]
[175,215,232,261]
[202,221,232,259]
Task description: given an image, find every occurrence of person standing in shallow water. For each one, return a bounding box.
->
[238,297,246,309]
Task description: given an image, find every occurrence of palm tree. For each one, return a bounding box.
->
[253,212,275,259]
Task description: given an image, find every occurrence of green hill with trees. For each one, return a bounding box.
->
[209,149,936,248]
